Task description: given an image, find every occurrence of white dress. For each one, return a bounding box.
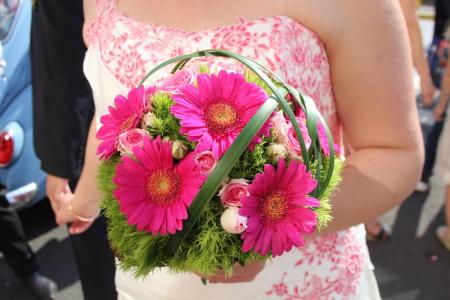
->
[83,1,381,299]
[417,104,450,237]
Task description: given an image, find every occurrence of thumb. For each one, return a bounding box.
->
[64,183,72,194]
[58,190,74,205]
[55,205,74,226]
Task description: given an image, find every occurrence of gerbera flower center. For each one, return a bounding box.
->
[145,168,181,207]
[260,191,289,224]
[204,102,239,135]
[120,115,136,132]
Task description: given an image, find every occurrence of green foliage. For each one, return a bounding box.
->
[146,92,189,143]
[314,157,344,231]
[98,155,341,278]
[244,68,272,96]
[228,140,269,180]
[197,64,210,74]
[170,200,267,277]
[98,159,266,278]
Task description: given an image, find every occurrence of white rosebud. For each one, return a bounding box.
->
[220,207,248,234]
[162,136,171,142]
[141,112,156,128]
[221,175,230,185]
[267,143,288,163]
[171,140,188,159]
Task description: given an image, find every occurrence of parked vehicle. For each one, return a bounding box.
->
[0,0,45,208]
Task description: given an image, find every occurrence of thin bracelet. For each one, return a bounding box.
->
[68,204,99,223]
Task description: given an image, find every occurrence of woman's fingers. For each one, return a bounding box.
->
[69,220,94,235]
[200,261,266,284]
[55,204,74,226]
[433,106,445,122]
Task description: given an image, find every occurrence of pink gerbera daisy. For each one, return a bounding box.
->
[316,119,341,156]
[113,137,204,235]
[96,86,155,159]
[240,159,319,257]
[288,111,341,156]
[286,115,340,157]
[171,70,269,158]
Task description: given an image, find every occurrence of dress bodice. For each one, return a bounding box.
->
[84,0,341,142]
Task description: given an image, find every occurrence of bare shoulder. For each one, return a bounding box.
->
[285,0,405,49]
[286,0,418,151]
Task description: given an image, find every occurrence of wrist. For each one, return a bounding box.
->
[69,195,100,222]
[437,101,448,108]
[68,203,99,222]
[420,76,432,87]
[73,180,101,209]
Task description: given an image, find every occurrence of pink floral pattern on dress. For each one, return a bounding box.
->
[86,1,372,299]
[266,228,366,300]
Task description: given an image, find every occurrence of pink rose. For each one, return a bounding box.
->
[287,113,341,157]
[117,128,149,155]
[158,69,194,92]
[286,117,311,155]
[218,179,249,208]
[220,207,248,234]
[194,151,216,173]
[316,121,341,156]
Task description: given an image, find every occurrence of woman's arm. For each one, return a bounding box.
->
[55,117,101,234]
[320,0,424,232]
[399,0,435,105]
[71,117,102,215]
[434,57,450,121]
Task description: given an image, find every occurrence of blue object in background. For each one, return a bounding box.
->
[0,0,46,208]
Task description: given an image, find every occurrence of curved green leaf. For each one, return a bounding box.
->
[139,49,312,170]
[165,97,278,255]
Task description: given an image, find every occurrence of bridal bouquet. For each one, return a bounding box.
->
[97,50,343,277]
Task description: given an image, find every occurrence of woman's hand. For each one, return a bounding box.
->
[52,117,101,235]
[54,188,98,235]
[46,174,69,215]
[196,261,265,284]
[433,102,447,122]
[421,77,436,107]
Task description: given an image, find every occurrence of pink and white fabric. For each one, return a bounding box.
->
[84,1,381,299]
